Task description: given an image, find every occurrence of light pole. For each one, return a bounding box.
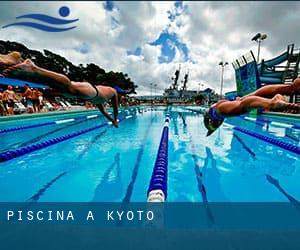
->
[251,33,267,63]
[219,61,228,99]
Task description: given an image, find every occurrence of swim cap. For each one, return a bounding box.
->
[203,110,224,136]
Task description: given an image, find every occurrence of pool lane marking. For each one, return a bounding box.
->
[55,118,75,124]
[92,110,149,201]
[91,153,121,202]
[182,114,215,224]
[122,118,154,203]
[179,112,207,198]
[0,112,137,163]
[266,174,300,208]
[27,172,67,202]
[87,114,98,119]
[233,133,256,158]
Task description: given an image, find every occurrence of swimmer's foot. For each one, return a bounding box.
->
[291,78,300,93]
[0,51,23,65]
[270,95,300,113]
[3,59,37,77]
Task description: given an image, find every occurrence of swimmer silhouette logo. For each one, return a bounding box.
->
[2,6,79,32]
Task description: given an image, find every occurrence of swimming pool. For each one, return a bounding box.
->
[0,106,299,202]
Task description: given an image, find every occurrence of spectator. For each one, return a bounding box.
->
[3,85,16,115]
[22,84,34,113]
[37,89,44,112]
[0,89,7,116]
[31,88,39,112]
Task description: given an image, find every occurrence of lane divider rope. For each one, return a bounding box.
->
[234,126,300,155]
[147,116,170,202]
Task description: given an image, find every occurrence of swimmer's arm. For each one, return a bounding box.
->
[111,92,119,123]
[96,104,118,128]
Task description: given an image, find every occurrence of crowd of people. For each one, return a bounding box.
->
[0,84,44,116]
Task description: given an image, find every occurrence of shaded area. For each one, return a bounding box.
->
[92,153,122,202]
[27,172,67,202]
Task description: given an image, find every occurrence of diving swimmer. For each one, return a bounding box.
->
[204,78,300,136]
[3,58,133,127]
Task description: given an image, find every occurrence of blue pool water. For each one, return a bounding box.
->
[0,106,299,202]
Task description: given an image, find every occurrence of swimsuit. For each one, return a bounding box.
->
[85,84,129,101]
[113,85,130,94]
[83,83,130,103]
[208,107,225,122]
[84,83,100,101]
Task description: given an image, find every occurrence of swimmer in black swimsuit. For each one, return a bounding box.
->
[4,59,133,127]
[204,78,300,136]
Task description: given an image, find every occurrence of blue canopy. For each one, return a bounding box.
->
[0,77,48,89]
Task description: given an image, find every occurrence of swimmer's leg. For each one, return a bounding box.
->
[218,94,300,115]
[0,51,24,67]
[242,78,300,99]
[4,59,76,93]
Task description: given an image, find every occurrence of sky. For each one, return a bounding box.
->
[0,1,300,95]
